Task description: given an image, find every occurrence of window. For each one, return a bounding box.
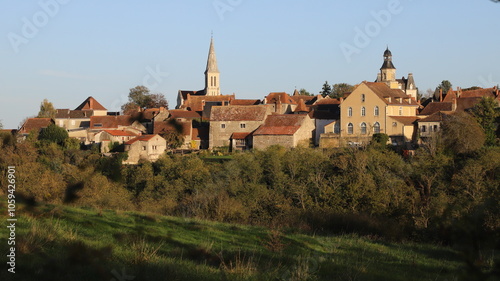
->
[434,125,439,132]
[236,139,246,146]
[348,107,353,117]
[152,145,157,150]
[347,123,353,134]
[374,106,379,116]
[214,76,217,86]
[361,94,365,102]
[59,120,64,126]
[374,122,381,134]
[361,107,366,116]
[421,125,426,133]
[71,120,76,126]
[334,122,340,134]
[392,122,397,127]
[360,122,367,134]
[240,123,246,129]
[142,146,146,151]
[94,123,102,127]
[221,123,226,129]
[399,107,403,116]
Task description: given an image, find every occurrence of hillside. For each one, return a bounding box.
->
[0,201,469,281]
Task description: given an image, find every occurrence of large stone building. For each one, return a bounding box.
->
[320,81,419,147]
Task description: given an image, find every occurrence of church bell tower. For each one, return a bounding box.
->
[204,37,220,96]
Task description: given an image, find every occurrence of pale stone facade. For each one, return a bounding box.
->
[124,135,166,165]
[253,114,315,150]
[209,105,270,149]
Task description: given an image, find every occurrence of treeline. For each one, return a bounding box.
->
[1,131,498,245]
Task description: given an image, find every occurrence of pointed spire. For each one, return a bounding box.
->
[381,46,395,70]
[205,36,219,74]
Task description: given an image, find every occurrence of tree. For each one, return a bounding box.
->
[472,96,499,146]
[331,83,354,98]
[38,123,69,144]
[434,80,452,101]
[121,85,169,114]
[441,112,485,154]
[299,88,311,96]
[37,99,57,118]
[320,81,332,97]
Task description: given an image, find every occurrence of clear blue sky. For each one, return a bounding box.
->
[1,0,499,128]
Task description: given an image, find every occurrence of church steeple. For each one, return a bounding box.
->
[205,36,220,96]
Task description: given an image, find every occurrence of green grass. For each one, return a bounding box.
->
[0,202,469,281]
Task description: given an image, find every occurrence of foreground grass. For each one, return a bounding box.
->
[0,202,471,280]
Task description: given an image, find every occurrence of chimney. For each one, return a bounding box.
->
[457,87,462,98]
[439,89,443,102]
[452,98,457,111]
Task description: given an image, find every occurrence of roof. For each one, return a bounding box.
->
[389,116,420,126]
[75,97,107,111]
[362,82,418,105]
[90,115,136,129]
[102,130,138,137]
[230,99,262,106]
[55,109,92,118]
[179,90,206,100]
[168,110,201,119]
[314,97,341,105]
[210,105,268,121]
[265,92,297,105]
[19,118,54,134]
[231,132,252,139]
[419,102,453,115]
[294,99,309,113]
[154,120,191,136]
[253,114,307,136]
[418,111,453,122]
[125,134,161,145]
[289,95,318,105]
[180,94,234,112]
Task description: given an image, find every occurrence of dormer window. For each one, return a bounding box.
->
[361,94,365,102]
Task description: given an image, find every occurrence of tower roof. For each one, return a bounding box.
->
[380,47,395,70]
[205,37,219,74]
[75,96,107,111]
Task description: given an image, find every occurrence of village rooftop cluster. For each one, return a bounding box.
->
[8,38,500,164]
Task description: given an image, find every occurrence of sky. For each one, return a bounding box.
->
[0,0,499,129]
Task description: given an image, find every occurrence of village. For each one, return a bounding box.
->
[10,38,500,164]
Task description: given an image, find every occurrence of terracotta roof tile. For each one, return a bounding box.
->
[389,116,420,125]
[265,92,297,105]
[253,114,306,135]
[102,130,138,136]
[210,105,268,121]
[294,99,309,113]
[55,109,93,118]
[418,111,453,122]
[230,99,262,106]
[90,115,136,129]
[289,95,318,105]
[19,118,54,134]
[180,95,234,112]
[363,82,418,105]
[154,120,191,136]
[419,102,453,115]
[168,110,202,119]
[75,97,107,111]
[125,134,160,145]
[231,132,252,139]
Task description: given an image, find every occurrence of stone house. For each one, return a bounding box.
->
[209,105,270,149]
[94,130,139,153]
[253,114,315,149]
[123,134,166,165]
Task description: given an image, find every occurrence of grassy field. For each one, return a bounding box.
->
[0,201,470,281]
